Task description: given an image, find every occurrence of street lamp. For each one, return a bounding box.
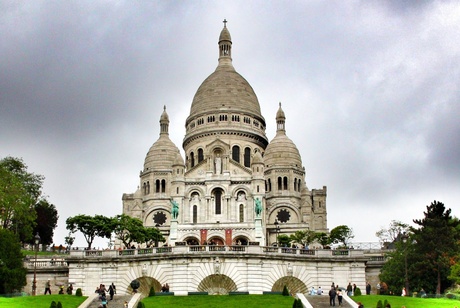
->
[274,220,280,246]
[32,232,40,296]
[401,232,409,296]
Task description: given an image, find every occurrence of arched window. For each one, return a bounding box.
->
[244,147,251,167]
[161,179,166,193]
[268,179,272,192]
[278,177,282,191]
[294,179,297,191]
[198,148,204,163]
[239,204,244,222]
[232,145,240,163]
[214,189,222,215]
[193,205,197,223]
[147,181,150,194]
[257,185,259,192]
[143,182,147,195]
[176,187,179,194]
[190,152,195,167]
[155,179,160,193]
[297,179,301,192]
[283,177,288,190]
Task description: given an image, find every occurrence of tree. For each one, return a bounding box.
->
[0,157,44,242]
[112,214,146,248]
[64,232,75,249]
[289,230,317,247]
[0,229,27,293]
[142,227,165,248]
[33,199,59,247]
[375,220,410,248]
[278,234,291,247]
[315,232,331,247]
[329,225,354,248]
[66,214,113,249]
[411,200,459,294]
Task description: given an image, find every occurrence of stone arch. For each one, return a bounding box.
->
[198,274,237,295]
[272,276,307,294]
[184,236,200,245]
[208,235,225,245]
[126,276,162,296]
[233,235,249,245]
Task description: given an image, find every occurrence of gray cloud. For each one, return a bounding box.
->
[1,1,459,247]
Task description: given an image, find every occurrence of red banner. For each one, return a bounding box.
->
[200,229,208,245]
[225,229,232,246]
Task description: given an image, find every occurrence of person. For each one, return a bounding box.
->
[44,279,52,295]
[346,282,352,296]
[59,286,64,294]
[111,282,116,294]
[419,288,426,298]
[101,294,107,308]
[310,286,316,295]
[317,286,323,295]
[401,287,406,296]
[357,302,364,308]
[337,289,343,306]
[123,301,128,308]
[366,282,371,295]
[67,283,73,295]
[165,283,170,292]
[353,283,357,295]
[329,287,337,306]
[108,283,115,300]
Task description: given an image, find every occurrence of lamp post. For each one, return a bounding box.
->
[401,232,409,296]
[274,220,280,246]
[32,232,40,296]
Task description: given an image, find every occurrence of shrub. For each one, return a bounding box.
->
[376,299,383,308]
[354,287,362,296]
[75,288,83,296]
[57,302,62,308]
[49,301,57,308]
[149,286,155,297]
[282,285,289,296]
[383,299,388,307]
[137,302,145,308]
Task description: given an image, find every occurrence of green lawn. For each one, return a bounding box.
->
[140,294,296,307]
[353,295,460,308]
[0,294,87,308]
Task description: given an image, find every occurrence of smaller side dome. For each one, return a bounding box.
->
[173,152,185,166]
[252,150,263,164]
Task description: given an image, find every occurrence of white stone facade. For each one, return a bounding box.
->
[122,21,328,247]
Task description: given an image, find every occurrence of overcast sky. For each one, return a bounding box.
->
[1,1,459,248]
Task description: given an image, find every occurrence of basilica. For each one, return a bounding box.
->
[122,21,328,247]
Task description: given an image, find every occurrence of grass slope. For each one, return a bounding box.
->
[0,294,87,308]
[140,294,295,307]
[353,295,460,308]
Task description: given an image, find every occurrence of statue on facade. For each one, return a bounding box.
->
[215,154,222,174]
[170,199,179,220]
[255,198,262,217]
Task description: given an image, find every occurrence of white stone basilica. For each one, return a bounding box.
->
[122,21,328,247]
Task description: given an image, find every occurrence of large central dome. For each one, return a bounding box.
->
[188,65,262,120]
[183,21,267,149]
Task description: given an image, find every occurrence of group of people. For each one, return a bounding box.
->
[95,283,116,308]
[161,283,170,292]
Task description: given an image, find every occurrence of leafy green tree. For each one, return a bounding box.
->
[448,262,460,285]
[278,234,291,247]
[289,230,317,247]
[329,225,354,247]
[0,157,44,242]
[66,214,114,249]
[375,220,410,248]
[0,229,27,293]
[411,200,459,294]
[142,226,165,248]
[314,232,330,247]
[64,231,75,249]
[112,214,145,248]
[33,199,59,247]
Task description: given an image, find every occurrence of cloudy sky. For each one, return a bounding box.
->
[1,1,459,248]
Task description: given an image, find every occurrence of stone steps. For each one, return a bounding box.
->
[87,294,132,307]
[305,294,354,308]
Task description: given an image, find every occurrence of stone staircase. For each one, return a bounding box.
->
[87,294,132,307]
[304,294,354,308]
